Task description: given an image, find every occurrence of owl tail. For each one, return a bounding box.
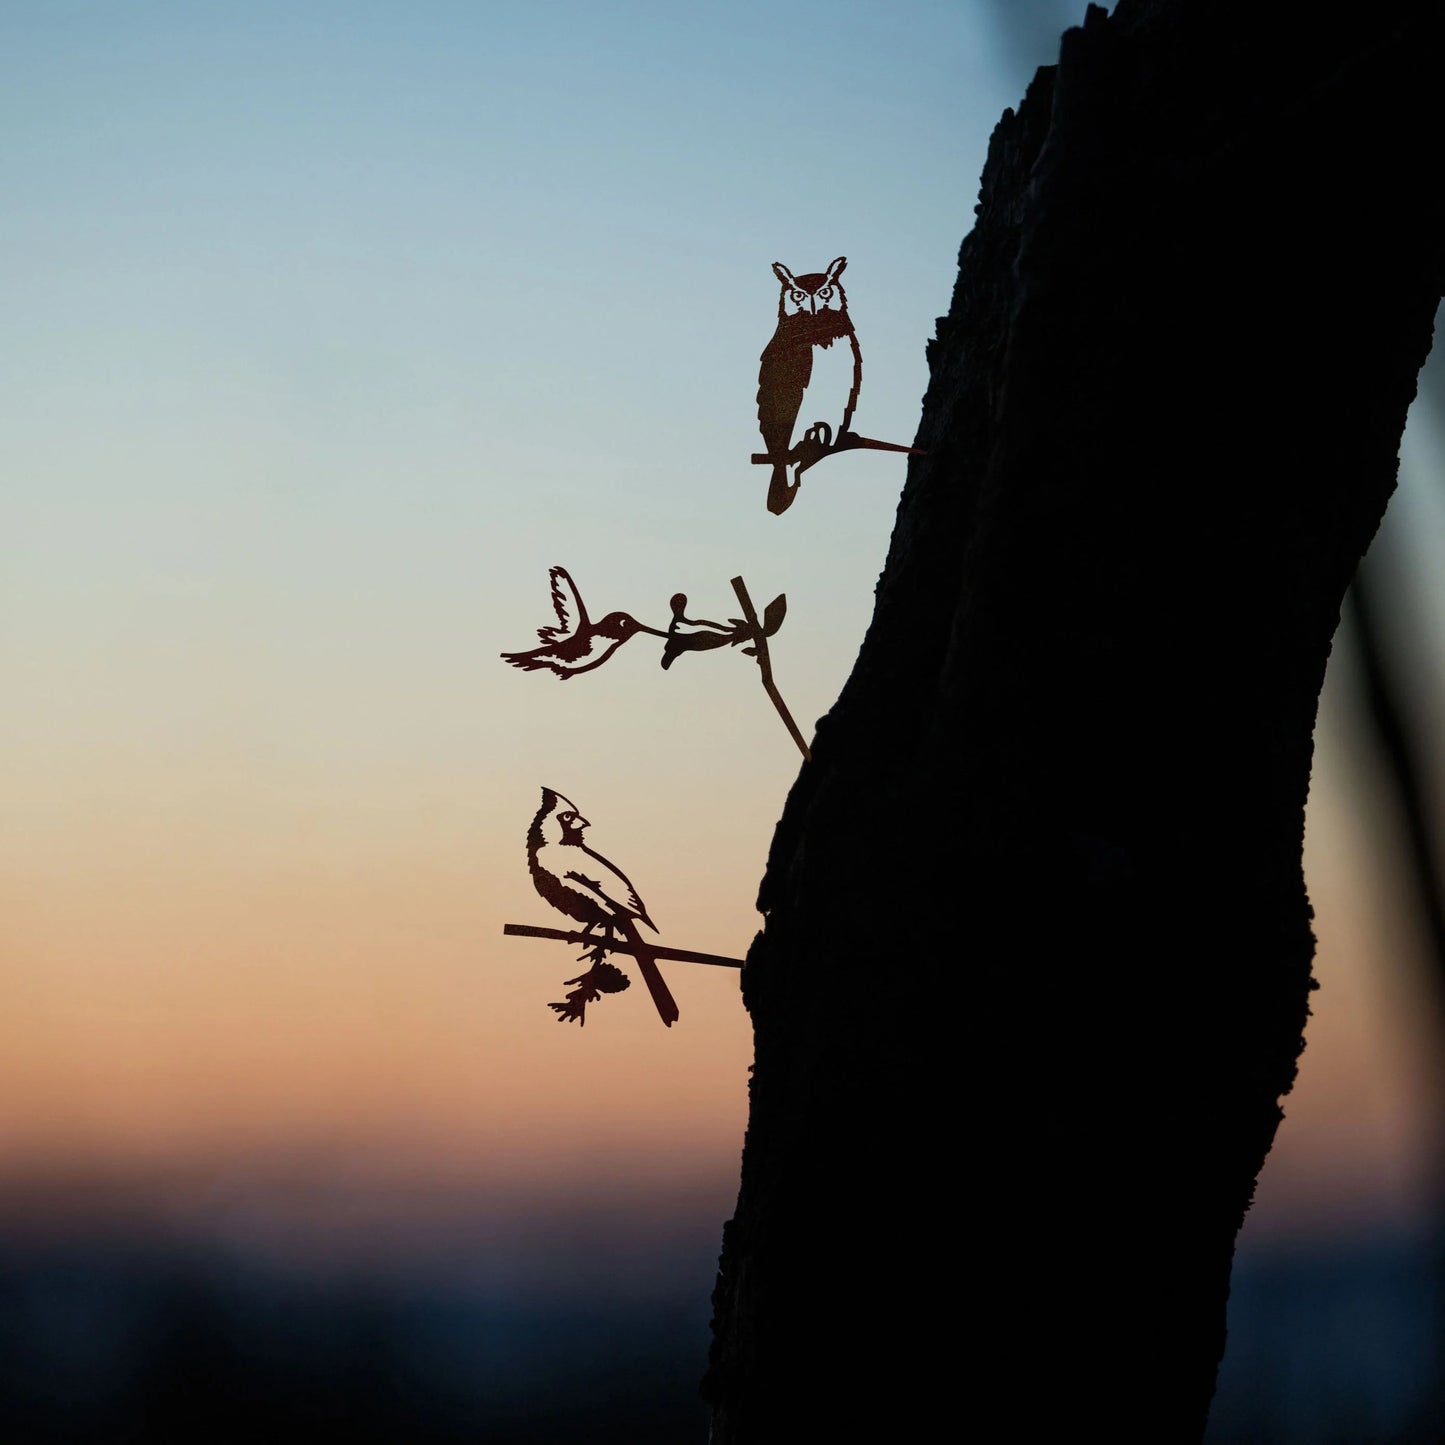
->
[767,463,798,516]
[620,917,679,1027]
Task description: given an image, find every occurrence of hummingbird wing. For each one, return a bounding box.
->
[538,566,588,644]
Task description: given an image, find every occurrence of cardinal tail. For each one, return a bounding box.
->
[620,917,679,1027]
[767,463,797,516]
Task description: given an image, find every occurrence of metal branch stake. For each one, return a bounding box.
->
[503,564,812,761]
[729,576,811,762]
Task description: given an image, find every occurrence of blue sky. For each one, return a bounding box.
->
[2,0,1441,1260]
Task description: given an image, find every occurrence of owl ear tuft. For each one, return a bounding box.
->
[772,262,797,287]
[824,256,847,283]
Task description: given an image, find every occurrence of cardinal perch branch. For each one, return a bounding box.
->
[729,576,812,762]
[503,923,743,969]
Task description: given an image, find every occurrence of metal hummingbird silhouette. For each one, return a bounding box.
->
[501,566,668,678]
[753,255,925,515]
[502,566,811,760]
[506,787,742,1026]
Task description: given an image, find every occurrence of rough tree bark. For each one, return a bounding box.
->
[705,3,1444,1440]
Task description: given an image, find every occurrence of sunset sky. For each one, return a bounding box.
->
[3,0,1443,1320]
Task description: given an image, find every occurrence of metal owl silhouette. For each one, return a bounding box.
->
[753,255,923,515]
[758,257,861,515]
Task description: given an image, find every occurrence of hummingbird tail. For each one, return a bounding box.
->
[620,917,679,1027]
[767,463,798,516]
[502,651,572,678]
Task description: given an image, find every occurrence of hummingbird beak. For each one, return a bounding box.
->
[635,623,670,637]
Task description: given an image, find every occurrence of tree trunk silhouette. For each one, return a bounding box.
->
[705,4,1443,1441]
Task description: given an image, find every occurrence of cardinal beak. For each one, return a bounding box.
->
[575,816,590,830]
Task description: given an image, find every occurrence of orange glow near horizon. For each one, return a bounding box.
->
[1,830,756,1180]
[4,661,1442,1252]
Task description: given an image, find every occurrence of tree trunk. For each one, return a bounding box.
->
[705,3,1444,1440]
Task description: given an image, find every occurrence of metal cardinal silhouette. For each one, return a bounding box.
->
[502,566,811,760]
[754,255,924,515]
[508,787,742,1026]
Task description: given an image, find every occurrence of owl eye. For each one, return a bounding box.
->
[790,289,805,302]
[818,286,832,300]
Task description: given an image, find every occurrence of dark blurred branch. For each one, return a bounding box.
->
[1347,570,1445,1027]
[707,4,1445,1441]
